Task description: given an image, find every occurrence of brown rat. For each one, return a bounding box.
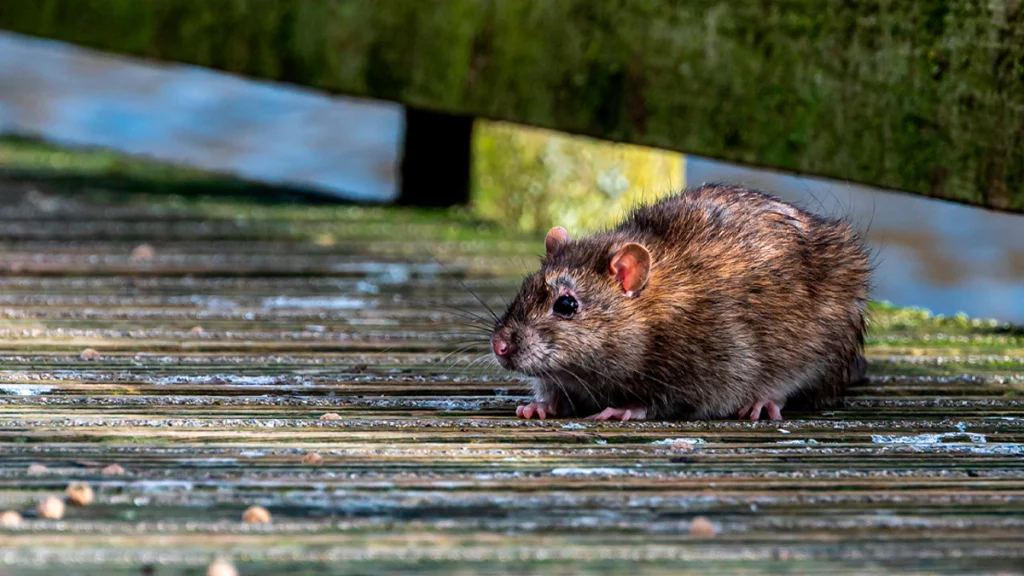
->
[490,184,870,421]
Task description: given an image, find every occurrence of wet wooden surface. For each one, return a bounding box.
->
[0,181,1022,575]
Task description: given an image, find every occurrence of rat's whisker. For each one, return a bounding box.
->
[460,354,501,378]
[440,342,483,360]
[443,320,496,335]
[540,367,577,416]
[427,252,501,323]
[441,304,497,327]
[447,327,494,339]
[453,354,489,377]
[440,345,489,374]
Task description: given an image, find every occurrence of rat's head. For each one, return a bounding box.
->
[490,226,652,377]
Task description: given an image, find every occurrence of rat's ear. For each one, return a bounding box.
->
[609,243,651,297]
[545,226,571,257]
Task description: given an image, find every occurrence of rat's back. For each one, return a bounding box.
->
[613,185,871,417]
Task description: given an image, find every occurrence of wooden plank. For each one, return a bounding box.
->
[1,1,1023,212]
[0,177,1021,574]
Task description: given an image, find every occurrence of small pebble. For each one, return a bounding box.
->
[241,505,271,524]
[65,482,94,506]
[26,463,48,475]
[0,510,23,527]
[207,559,239,576]
[25,188,58,212]
[130,244,156,260]
[36,496,65,520]
[189,326,204,334]
[101,463,126,476]
[302,452,324,466]
[319,412,341,421]
[314,233,336,247]
[80,348,101,360]
[689,516,716,537]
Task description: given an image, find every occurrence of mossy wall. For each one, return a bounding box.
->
[474,121,684,234]
[2,0,1023,212]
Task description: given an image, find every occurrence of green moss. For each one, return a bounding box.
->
[0,134,210,181]
[2,0,1022,212]
[0,134,331,205]
[0,134,541,248]
[472,120,684,233]
[869,301,1020,336]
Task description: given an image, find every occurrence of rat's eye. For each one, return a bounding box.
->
[553,295,578,317]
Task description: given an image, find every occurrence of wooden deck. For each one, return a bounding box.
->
[0,179,1021,575]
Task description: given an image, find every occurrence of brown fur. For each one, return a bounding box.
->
[492,184,871,420]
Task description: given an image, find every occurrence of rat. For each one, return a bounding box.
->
[490,184,871,421]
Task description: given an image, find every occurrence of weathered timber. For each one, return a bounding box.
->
[2,1,1024,212]
[0,176,1021,574]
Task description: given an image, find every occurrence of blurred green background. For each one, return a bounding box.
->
[0,122,684,236]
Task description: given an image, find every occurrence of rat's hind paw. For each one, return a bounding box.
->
[738,400,783,421]
[516,402,556,420]
[585,405,648,422]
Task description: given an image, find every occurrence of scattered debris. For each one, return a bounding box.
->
[651,437,706,446]
[0,384,53,396]
[550,467,626,477]
[101,463,127,476]
[0,510,22,527]
[241,505,271,524]
[689,516,716,537]
[778,439,820,445]
[314,233,336,247]
[25,188,58,213]
[36,496,65,520]
[65,483,94,506]
[80,348,102,360]
[26,463,48,475]
[872,423,987,445]
[301,452,324,466]
[130,244,156,260]
[207,559,239,576]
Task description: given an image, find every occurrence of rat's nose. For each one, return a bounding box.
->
[491,330,517,358]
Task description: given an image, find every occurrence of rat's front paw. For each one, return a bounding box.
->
[585,405,648,422]
[516,402,557,420]
[738,399,783,421]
